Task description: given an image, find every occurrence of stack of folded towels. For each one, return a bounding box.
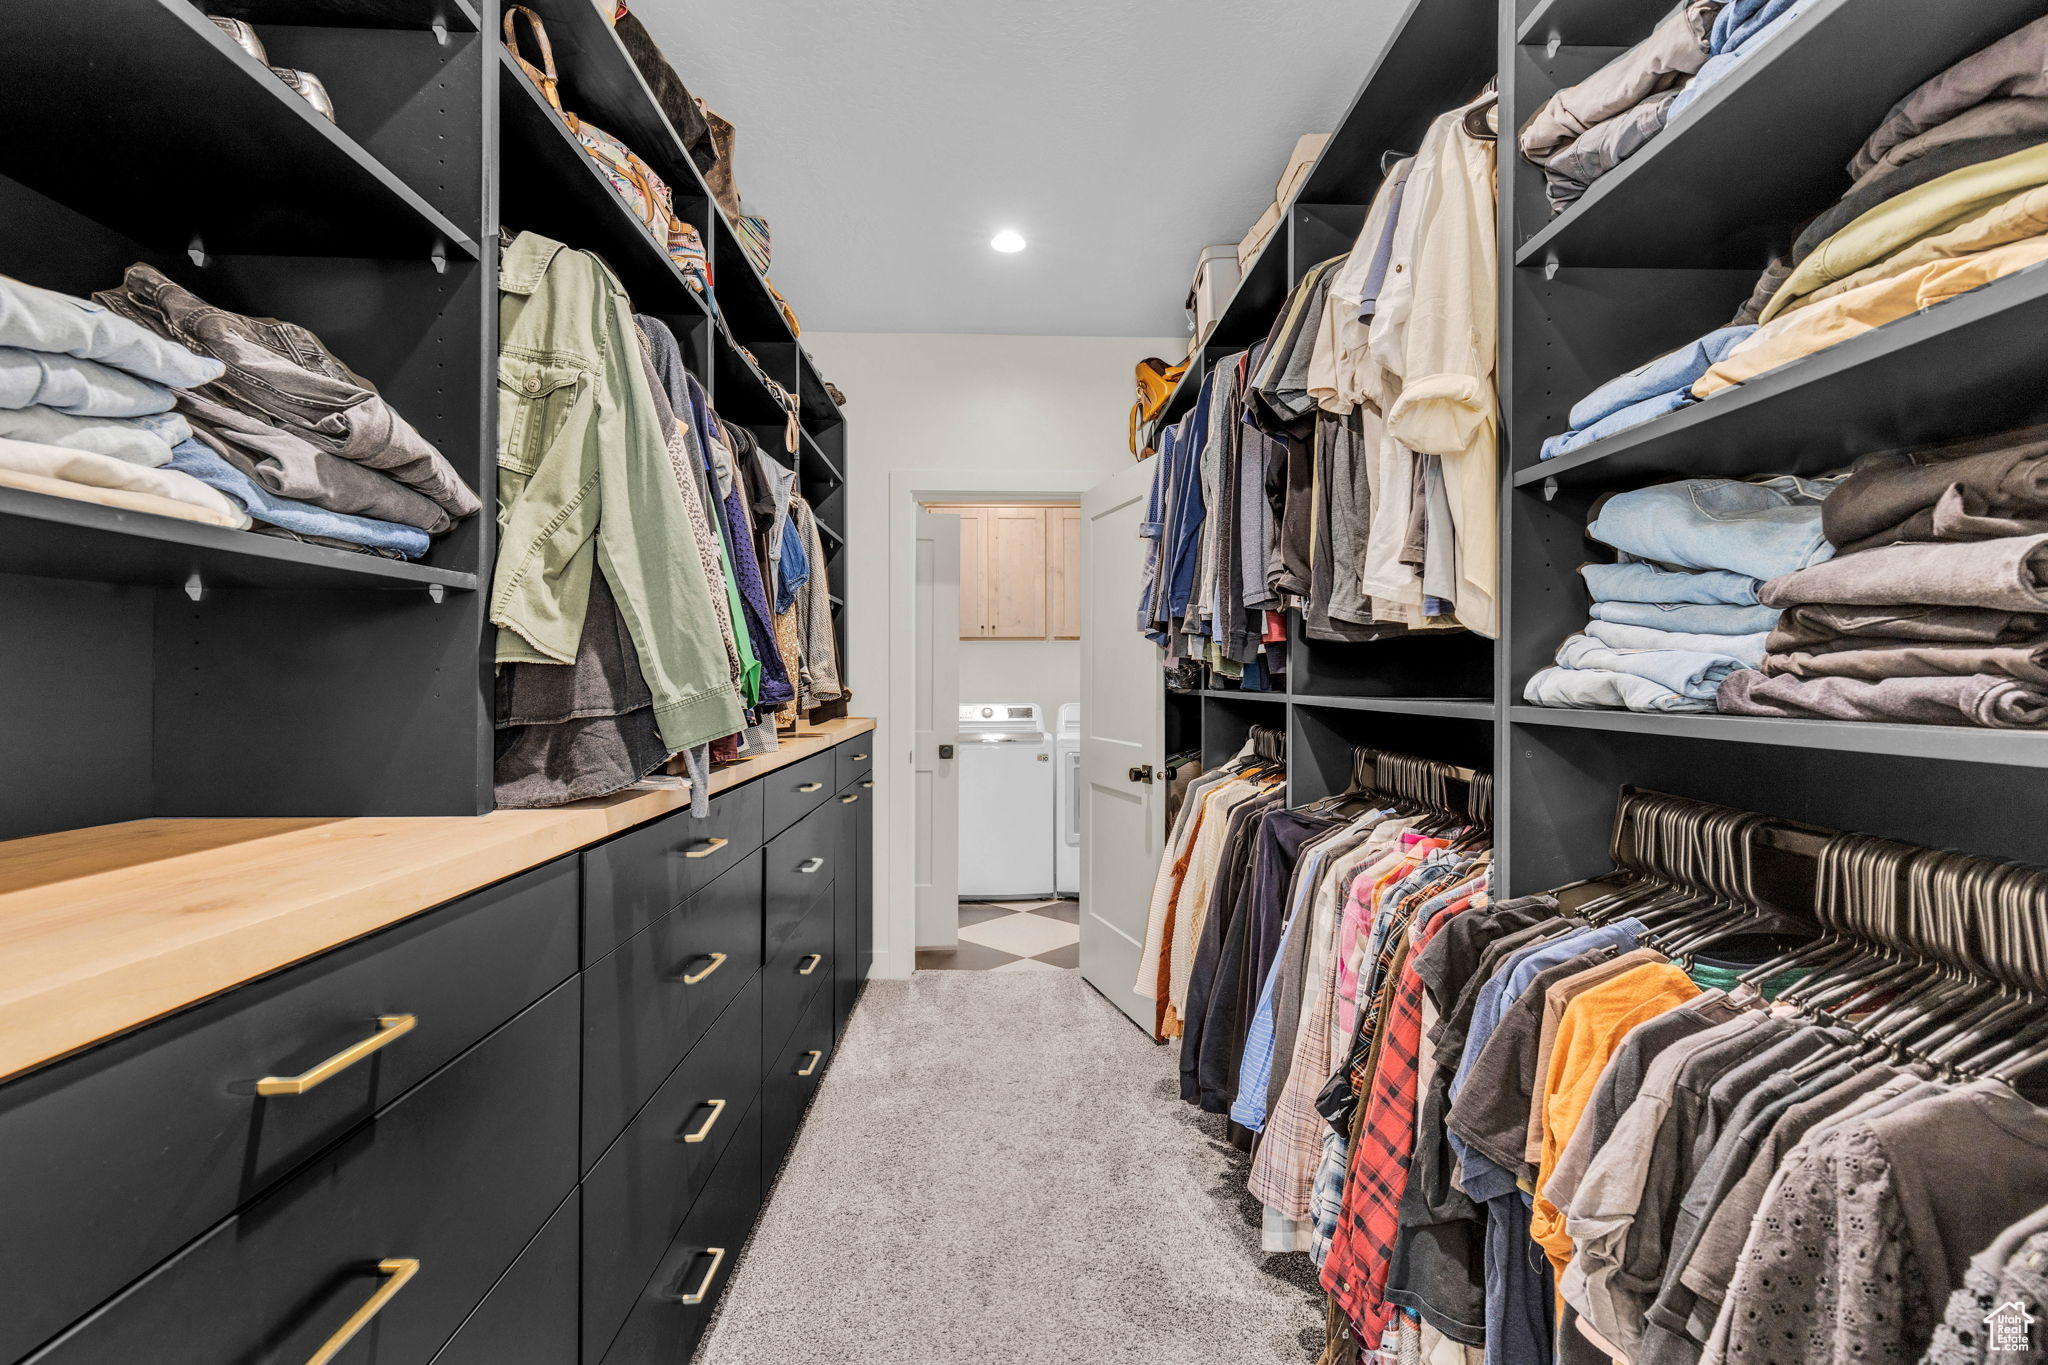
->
[1526,473,1839,712]
[1722,422,2048,727]
[1541,12,2048,457]
[0,269,478,559]
[1519,0,1817,215]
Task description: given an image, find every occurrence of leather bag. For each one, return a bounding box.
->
[1130,356,1189,456]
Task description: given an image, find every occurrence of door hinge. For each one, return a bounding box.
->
[1128,764,1154,784]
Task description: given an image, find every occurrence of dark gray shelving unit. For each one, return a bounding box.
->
[0,0,846,841]
[1497,0,2048,890]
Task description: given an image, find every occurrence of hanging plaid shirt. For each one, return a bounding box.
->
[1321,879,1478,1346]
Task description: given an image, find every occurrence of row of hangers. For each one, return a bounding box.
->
[1575,789,2048,1086]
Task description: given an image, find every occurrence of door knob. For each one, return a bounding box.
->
[1128,765,1154,784]
[938,744,954,760]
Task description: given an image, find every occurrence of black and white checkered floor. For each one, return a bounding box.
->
[914,900,1081,972]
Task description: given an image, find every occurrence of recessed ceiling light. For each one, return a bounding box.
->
[990,230,1027,254]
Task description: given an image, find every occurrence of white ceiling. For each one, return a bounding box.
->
[634,0,1406,337]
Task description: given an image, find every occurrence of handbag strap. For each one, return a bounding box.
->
[502,5,562,113]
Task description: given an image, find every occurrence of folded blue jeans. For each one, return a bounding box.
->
[1590,599,1783,634]
[1589,475,1840,581]
[1525,664,1712,712]
[167,438,430,558]
[0,274,222,389]
[1581,560,1762,605]
[1541,389,1693,461]
[0,346,175,418]
[1582,618,1771,668]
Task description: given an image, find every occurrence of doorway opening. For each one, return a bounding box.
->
[917,500,1082,973]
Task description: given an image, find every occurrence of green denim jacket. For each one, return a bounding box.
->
[492,233,743,752]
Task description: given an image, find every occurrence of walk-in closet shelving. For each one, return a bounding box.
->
[1159,0,1497,815]
[0,0,847,842]
[1160,0,2048,912]
[1496,0,2048,890]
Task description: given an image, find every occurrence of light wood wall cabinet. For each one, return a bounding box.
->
[929,503,1080,640]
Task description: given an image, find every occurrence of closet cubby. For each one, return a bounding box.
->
[0,0,846,841]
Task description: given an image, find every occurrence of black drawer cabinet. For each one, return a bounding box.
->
[832,784,871,1037]
[599,1100,763,1365]
[763,887,833,1060]
[25,979,582,1365]
[583,851,766,1163]
[764,800,839,952]
[0,859,579,1365]
[429,1191,580,1365]
[762,749,837,837]
[584,782,766,963]
[582,972,762,1362]
[764,986,836,1180]
[836,740,873,791]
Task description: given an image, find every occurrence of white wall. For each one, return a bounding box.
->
[801,331,1180,975]
[956,637,1078,732]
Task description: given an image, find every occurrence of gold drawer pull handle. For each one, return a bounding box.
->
[674,1246,727,1305]
[680,836,729,860]
[258,1015,415,1097]
[851,752,868,760]
[678,952,728,985]
[839,793,859,804]
[797,857,825,874]
[798,954,822,976]
[678,1097,727,1144]
[306,1258,419,1365]
[861,780,873,789]
[796,1050,823,1077]
[797,782,823,793]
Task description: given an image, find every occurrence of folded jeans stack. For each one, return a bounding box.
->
[1721,423,2048,726]
[1526,474,1838,712]
[92,264,479,559]
[0,274,251,526]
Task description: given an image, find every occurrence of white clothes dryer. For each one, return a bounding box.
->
[956,702,1055,900]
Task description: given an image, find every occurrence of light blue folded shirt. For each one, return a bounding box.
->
[0,346,176,418]
[1590,598,1784,635]
[0,405,189,467]
[0,274,223,390]
[1525,663,1716,712]
[1582,617,1772,668]
[1555,633,1751,700]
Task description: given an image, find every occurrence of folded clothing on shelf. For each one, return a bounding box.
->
[0,434,249,529]
[0,405,188,468]
[1527,474,1843,713]
[167,438,431,559]
[93,264,480,534]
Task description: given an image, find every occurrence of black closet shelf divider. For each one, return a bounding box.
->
[797,428,842,483]
[1291,694,1497,721]
[1507,704,2048,770]
[1513,0,2048,269]
[1197,689,1288,704]
[796,350,843,425]
[0,488,480,593]
[201,0,482,31]
[710,329,796,427]
[0,1,478,260]
[496,52,711,323]
[1510,262,2048,489]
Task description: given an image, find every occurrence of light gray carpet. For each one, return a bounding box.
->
[698,971,1323,1365]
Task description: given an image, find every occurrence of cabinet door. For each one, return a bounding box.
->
[986,506,1049,639]
[1050,505,1081,639]
[951,506,988,638]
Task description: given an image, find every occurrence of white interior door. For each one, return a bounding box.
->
[1079,461,1165,1030]
[913,511,962,948]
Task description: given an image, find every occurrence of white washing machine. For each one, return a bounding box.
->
[957,702,1055,900]
[1054,703,1080,897]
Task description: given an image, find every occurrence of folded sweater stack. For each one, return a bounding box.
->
[1540,13,2048,458]
[1722,422,2048,726]
[1526,474,1838,712]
